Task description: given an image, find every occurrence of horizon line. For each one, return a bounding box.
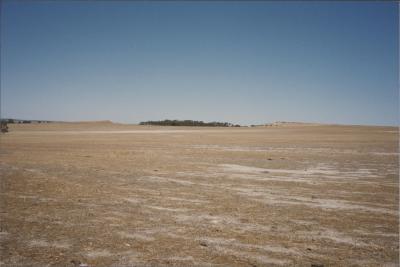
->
[2,117,398,128]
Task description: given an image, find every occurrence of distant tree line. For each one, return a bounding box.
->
[140,120,241,127]
[1,119,52,124]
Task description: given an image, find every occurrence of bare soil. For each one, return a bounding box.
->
[0,123,398,266]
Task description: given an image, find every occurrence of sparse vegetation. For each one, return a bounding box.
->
[1,120,8,133]
[0,122,398,266]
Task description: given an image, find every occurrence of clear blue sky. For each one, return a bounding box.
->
[1,1,398,125]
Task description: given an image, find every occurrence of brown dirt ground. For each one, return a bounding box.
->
[0,123,398,266]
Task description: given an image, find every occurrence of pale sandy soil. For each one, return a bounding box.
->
[0,123,398,266]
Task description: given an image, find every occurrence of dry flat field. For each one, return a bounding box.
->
[0,122,398,267]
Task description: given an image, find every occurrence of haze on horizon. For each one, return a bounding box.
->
[1,1,398,126]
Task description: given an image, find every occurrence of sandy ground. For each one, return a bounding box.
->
[0,122,398,266]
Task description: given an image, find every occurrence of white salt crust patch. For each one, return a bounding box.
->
[117,231,155,241]
[28,239,71,249]
[219,164,376,177]
[85,249,113,258]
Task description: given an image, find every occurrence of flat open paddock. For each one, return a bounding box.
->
[0,123,398,266]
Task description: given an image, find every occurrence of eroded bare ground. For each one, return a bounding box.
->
[0,123,398,266]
